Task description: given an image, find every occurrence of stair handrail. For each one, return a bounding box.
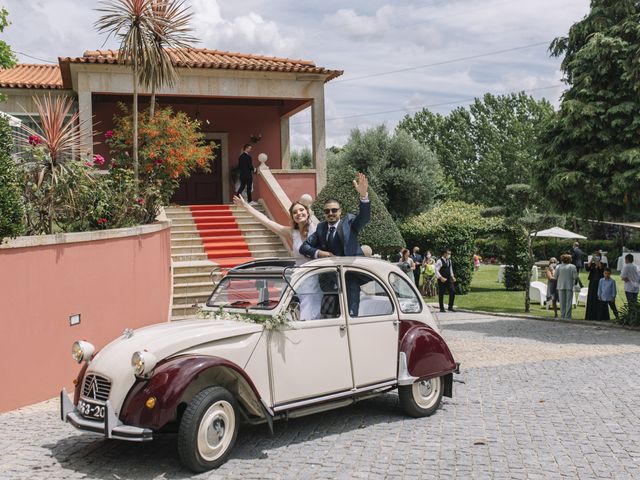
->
[256,153,292,225]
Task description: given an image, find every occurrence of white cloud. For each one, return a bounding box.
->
[190,0,300,57]
[323,7,392,40]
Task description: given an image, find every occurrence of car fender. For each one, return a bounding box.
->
[398,321,456,381]
[120,355,267,430]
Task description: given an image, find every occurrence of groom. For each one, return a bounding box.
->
[299,172,370,259]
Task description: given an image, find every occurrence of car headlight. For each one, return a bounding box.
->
[131,351,158,377]
[71,340,95,363]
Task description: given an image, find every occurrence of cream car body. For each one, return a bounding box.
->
[61,257,457,473]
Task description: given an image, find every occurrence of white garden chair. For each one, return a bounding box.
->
[576,287,588,307]
[529,281,547,307]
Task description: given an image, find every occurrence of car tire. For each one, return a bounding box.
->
[178,386,240,473]
[398,376,443,418]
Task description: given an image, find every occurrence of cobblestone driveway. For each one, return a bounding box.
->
[1,312,639,479]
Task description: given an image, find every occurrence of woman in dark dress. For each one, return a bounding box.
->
[585,250,608,320]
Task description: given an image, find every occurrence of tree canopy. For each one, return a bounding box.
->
[330,125,441,221]
[398,92,554,207]
[535,0,640,220]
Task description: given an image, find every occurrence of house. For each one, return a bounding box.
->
[0,48,342,207]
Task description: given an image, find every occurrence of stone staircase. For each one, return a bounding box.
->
[165,204,289,320]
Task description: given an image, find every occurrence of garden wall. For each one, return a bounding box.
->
[0,222,172,412]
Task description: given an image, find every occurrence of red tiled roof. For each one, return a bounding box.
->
[58,48,343,85]
[0,64,63,89]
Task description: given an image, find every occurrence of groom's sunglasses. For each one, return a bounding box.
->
[323,208,340,214]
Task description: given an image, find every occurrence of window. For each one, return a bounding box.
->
[389,273,422,313]
[207,276,287,310]
[345,271,393,317]
[292,270,341,321]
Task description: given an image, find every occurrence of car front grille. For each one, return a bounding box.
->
[82,374,111,401]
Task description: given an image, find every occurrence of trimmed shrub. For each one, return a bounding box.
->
[400,201,500,294]
[502,225,529,290]
[314,164,404,256]
[0,116,24,239]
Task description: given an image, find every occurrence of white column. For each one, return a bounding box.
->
[311,93,327,192]
[280,116,291,170]
[76,73,93,157]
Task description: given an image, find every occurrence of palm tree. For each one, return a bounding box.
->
[95,0,163,181]
[145,0,197,117]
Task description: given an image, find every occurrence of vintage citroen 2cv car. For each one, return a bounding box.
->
[61,257,457,472]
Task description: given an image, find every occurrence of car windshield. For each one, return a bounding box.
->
[206,276,288,310]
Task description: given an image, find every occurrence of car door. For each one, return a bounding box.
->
[268,268,353,406]
[343,268,398,387]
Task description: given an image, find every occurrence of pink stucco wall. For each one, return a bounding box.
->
[0,224,172,412]
[273,171,317,203]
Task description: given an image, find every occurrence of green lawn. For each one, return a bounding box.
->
[447,264,627,319]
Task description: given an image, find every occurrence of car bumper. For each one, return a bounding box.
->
[60,389,153,442]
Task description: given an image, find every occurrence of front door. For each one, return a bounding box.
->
[268,269,353,405]
[171,137,222,204]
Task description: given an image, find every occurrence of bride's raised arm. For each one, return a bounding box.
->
[232,195,292,242]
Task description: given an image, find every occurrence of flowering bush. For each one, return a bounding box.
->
[53,161,160,231]
[107,105,213,204]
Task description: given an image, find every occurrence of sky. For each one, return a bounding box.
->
[2,0,590,150]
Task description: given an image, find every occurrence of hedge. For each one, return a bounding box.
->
[0,116,24,240]
[400,201,500,294]
[314,165,404,256]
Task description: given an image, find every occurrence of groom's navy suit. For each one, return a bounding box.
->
[299,199,371,317]
[299,200,371,258]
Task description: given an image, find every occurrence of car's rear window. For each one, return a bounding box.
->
[206,276,288,310]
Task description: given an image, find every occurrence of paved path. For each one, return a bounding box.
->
[1,312,639,479]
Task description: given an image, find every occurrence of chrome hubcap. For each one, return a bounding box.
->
[412,377,441,409]
[418,379,433,397]
[197,400,235,461]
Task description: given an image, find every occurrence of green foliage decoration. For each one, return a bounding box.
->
[536,0,640,220]
[314,164,404,256]
[331,125,442,220]
[400,201,501,294]
[0,116,24,239]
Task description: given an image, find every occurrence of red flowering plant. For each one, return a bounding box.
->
[107,104,213,215]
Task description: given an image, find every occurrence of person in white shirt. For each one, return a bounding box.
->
[620,253,639,320]
[434,248,456,313]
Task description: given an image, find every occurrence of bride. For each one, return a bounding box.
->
[232,195,317,258]
[233,195,321,320]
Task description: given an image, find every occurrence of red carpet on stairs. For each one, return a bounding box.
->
[189,205,254,268]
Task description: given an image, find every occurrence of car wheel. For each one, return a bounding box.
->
[398,376,443,418]
[178,386,240,472]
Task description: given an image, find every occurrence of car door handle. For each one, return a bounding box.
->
[339,324,347,331]
[393,320,400,326]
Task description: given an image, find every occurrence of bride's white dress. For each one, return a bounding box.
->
[291,223,322,320]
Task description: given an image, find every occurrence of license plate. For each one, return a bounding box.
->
[77,399,106,420]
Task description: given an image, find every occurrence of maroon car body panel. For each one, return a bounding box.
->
[73,363,89,405]
[399,320,456,379]
[119,355,263,430]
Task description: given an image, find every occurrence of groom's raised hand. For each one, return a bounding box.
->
[353,172,368,199]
